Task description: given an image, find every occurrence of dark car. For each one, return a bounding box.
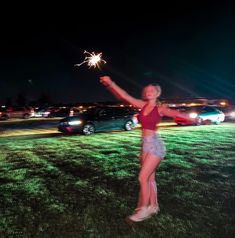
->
[174,105,225,125]
[58,106,139,135]
[46,107,76,118]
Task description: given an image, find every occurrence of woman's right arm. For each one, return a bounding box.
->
[100,76,145,109]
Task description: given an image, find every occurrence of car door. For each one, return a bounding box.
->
[12,107,24,118]
[199,106,218,121]
[113,107,129,129]
[94,108,115,131]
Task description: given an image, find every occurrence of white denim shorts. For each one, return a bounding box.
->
[141,133,166,159]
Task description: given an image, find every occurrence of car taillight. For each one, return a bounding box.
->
[133,114,139,124]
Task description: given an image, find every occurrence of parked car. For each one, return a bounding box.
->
[0,106,35,120]
[174,105,225,125]
[214,105,235,121]
[44,107,79,118]
[58,106,139,135]
[34,107,49,118]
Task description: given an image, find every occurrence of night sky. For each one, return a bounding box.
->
[1,2,235,105]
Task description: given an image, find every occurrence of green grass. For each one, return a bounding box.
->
[0,123,235,238]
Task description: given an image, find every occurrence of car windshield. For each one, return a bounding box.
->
[82,107,101,115]
[176,106,215,113]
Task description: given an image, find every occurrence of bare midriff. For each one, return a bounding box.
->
[141,128,156,137]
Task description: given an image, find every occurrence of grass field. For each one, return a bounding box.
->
[0,123,235,238]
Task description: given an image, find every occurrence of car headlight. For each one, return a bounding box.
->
[189,112,198,119]
[68,120,82,125]
[44,111,50,116]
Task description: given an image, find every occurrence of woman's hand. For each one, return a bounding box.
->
[100,76,113,87]
[100,75,145,108]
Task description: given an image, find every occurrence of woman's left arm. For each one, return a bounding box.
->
[158,104,197,122]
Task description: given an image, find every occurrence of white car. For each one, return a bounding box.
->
[174,106,225,125]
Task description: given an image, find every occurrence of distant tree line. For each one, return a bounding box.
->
[3,91,121,108]
[4,91,52,108]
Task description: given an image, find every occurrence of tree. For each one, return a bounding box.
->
[38,92,51,107]
[16,91,27,106]
[5,97,13,107]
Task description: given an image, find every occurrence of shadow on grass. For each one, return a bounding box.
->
[0,132,71,141]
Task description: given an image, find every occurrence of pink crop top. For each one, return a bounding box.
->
[138,104,162,131]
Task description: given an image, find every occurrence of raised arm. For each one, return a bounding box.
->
[100,76,145,109]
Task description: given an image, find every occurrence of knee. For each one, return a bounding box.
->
[138,174,148,184]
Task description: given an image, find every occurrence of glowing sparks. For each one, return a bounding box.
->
[74,50,106,69]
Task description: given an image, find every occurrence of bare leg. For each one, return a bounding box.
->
[138,154,161,208]
[137,152,147,208]
[127,154,161,222]
[149,172,158,207]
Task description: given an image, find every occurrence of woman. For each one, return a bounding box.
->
[100,76,196,222]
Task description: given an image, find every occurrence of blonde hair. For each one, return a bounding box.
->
[142,83,162,104]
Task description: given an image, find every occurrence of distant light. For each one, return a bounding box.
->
[69,110,74,117]
[189,112,198,118]
[44,111,50,116]
[220,101,227,106]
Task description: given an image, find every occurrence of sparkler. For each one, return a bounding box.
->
[74,50,106,69]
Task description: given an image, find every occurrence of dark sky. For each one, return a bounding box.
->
[0,2,235,105]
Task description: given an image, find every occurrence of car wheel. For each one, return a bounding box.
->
[82,124,95,135]
[195,117,202,126]
[23,114,30,119]
[176,123,183,126]
[1,115,9,120]
[124,120,134,131]
[214,118,221,125]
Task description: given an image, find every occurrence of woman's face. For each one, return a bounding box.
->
[143,85,160,100]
